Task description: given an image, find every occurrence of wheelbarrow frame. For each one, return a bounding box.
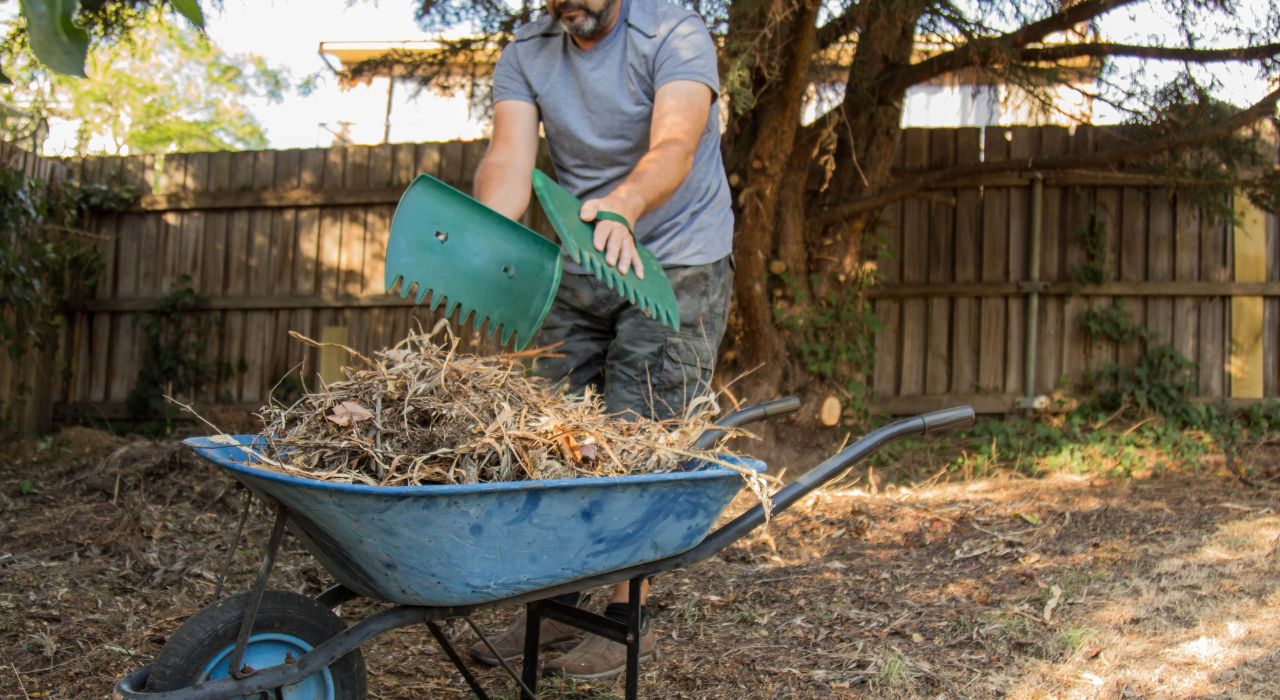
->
[113,400,974,700]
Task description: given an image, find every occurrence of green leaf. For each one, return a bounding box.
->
[170,0,204,28]
[19,0,89,77]
[0,66,10,85]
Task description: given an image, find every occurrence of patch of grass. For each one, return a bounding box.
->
[678,596,701,625]
[980,610,1039,646]
[728,602,764,626]
[1052,625,1097,659]
[862,399,1280,484]
[946,614,979,641]
[877,648,911,686]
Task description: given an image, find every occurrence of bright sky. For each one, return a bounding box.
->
[204,0,483,149]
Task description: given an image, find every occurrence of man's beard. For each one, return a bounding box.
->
[551,0,616,39]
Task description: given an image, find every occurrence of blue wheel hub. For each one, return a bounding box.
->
[199,633,335,699]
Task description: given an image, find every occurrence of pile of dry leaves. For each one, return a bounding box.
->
[226,326,764,499]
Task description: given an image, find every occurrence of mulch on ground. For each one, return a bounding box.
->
[1,427,1277,698]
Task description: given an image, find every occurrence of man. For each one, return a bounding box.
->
[468,0,734,680]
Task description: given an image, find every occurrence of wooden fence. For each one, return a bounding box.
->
[4,126,1275,428]
[55,141,490,422]
[0,142,73,432]
[870,126,1278,413]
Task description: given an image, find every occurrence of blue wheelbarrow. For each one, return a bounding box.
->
[113,399,974,699]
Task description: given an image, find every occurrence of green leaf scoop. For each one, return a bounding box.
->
[385,170,679,351]
[531,169,679,332]
[384,174,564,349]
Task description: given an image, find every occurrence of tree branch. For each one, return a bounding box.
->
[815,85,1280,227]
[1018,41,1280,63]
[878,0,1142,94]
[815,1,867,50]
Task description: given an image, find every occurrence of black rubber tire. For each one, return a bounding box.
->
[146,589,367,697]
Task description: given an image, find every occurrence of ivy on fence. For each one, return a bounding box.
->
[0,167,133,431]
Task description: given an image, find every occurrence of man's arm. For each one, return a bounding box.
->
[582,79,714,279]
[474,100,541,220]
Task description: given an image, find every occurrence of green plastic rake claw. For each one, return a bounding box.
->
[383,174,563,350]
[531,169,680,332]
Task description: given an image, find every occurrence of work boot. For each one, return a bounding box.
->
[543,627,657,680]
[468,614,582,666]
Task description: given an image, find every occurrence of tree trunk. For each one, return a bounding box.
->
[726,0,822,397]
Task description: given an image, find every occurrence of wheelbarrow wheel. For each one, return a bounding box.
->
[146,589,367,698]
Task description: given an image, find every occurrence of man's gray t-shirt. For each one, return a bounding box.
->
[491,0,733,268]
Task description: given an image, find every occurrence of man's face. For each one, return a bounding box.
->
[548,0,618,39]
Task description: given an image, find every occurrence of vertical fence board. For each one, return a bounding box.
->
[873,196,904,397]
[267,150,302,392]
[1266,209,1278,396]
[1199,212,1228,396]
[239,151,278,404]
[950,129,981,395]
[222,152,257,402]
[1172,196,1201,379]
[1004,127,1032,397]
[1060,160,1090,389]
[340,146,371,298]
[318,148,346,300]
[1118,188,1147,368]
[898,129,930,396]
[1146,189,1174,348]
[1091,186,1121,375]
[1036,126,1068,395]
[925,129,956,395]
[978,128,1009,394]
[367,144,397,352]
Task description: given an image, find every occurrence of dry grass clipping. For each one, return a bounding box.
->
[245,328,769,509]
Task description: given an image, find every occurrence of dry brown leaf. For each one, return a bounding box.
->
[327,401,374,426]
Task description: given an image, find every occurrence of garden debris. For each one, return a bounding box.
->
[241,328,768,504]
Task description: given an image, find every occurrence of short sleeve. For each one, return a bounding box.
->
[492,42,536,104]
[653,16,719,96]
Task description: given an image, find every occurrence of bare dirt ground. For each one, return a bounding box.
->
[1,427,1277,699]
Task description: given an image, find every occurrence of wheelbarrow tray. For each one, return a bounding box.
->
[185,436,764,607]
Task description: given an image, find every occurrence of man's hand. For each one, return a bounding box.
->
[580,198,645,279]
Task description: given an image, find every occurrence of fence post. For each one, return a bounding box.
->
[1230,191,1266,398]
[1016,175,1047,412]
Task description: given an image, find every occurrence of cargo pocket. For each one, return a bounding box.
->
[654,334,716,419]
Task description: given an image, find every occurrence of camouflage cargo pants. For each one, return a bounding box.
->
[530,256,733,420]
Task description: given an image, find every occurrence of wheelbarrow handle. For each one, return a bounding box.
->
[691,397,802,449]
[668,405,976,570]
[921,406,975,433]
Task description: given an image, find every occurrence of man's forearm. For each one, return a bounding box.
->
[604,138,695,223]
[474,155,533,221]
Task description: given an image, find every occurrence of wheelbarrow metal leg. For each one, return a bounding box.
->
[521,601,543,698]
[228,503,288,679]
[626,576,643,700]
[426,621,490,700]
[464,617,539,700]
[213,486,253,601]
